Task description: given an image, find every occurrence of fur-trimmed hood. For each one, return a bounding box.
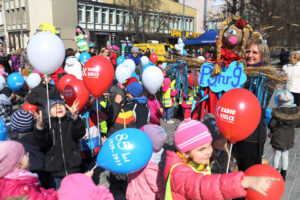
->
[272,106,300,124]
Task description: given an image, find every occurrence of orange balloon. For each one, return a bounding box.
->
[245,164,284,200]
[149,53,158,64]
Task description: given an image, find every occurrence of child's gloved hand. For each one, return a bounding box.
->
[241,176,280,196]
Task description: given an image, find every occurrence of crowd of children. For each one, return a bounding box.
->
[0,43,298,200]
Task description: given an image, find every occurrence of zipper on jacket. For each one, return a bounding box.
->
[59,118,68,176]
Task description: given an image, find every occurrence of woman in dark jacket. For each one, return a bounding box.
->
[232,37,271,173]
[33,98,85,189]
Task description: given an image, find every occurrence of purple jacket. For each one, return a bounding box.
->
[11,55,20,72]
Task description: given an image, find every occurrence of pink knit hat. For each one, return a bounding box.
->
[0,141,25,178]
[174,120,212,153]
[140,124,167,152]
[58,173,113,200]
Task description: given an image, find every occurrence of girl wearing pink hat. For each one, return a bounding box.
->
[163,119,279,200]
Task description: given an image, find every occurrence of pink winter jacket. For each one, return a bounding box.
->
[0,169,57,200]
[147,95,163,125]
[127,150,166,200]
[163,151,247,200]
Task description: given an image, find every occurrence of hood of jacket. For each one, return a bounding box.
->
[0,94,11,105]
[163,150,184,180]
[132,96,148,104]
[128,54,141,66]
[65,56,82,67]
[272,106,300,125]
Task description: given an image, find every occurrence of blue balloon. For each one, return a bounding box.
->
[183,50,187,56]
[117,56,126,66]
[131,71,140,82]
[7,73,24,91]
[79,52,91,65]
[0,117,7,141]
[142,64,153,73]
[96,128,153,174]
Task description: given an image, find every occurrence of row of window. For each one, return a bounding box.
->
[78,3,194,32]
[4,8,27,26]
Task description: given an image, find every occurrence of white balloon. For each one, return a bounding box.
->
[116,64,132,84]
[27,32,65,75]
[174,44,180,50]
[0,76,6,91]
[140,56,149,66]
[123,59,136,73]
[26,73,41,89]
[197,56,205,62]
[142,66,164,94]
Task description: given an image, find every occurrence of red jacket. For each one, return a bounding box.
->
[110,52,117,65]
[163,151,247,200]
[0,169,57,200]
[51,67,66,87]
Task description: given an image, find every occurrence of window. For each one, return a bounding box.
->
[0,11,3,25]
[109,8,116,25]
[154,15,159,29]
[185,19,189,31]
[78,4,86,23]
[169,17,173,30]
[173,18,178,30]
[190,19,194,32]
[138,15,143,27]
[102,8,108,24]
[5,10,9,25]
[86,5,94,23]
[150,14,154,29]
[178,17,182,30]
[124,11,129,25]
[11,9,15,25]
[95,7,101,24]
[22,7,26,24]
[116,10,122,25]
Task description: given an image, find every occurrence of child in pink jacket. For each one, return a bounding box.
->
[0,141,57,200]
[147,93,164,125]
[164,120,279,200]
[127,124,167,200]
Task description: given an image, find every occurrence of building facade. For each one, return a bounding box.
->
[2,0,197,51]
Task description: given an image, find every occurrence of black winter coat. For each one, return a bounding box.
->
[243,109,267,143]
[33,115,85,178]
[268,106,300,149]
[126,99,150,129]
[27,82,61,123]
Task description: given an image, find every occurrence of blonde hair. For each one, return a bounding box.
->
[213,16,255,75]
[246,34,270,66]
[290,51,300,61]
[100,48,108,55]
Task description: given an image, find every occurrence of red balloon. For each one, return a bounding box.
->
[215,88,261,142]
[63,79,90,111]
[245,164,284,200]
[23,103,38,112]
[82,56,114,98]
[58,74,77,93]
[149,53,158,64]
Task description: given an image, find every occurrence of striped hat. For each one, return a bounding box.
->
[140,124,167,152]
[174,119,212,153]
[11,110,34,133]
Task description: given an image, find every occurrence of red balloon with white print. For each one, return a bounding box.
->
[215,88,261,142]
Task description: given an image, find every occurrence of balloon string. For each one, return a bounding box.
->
[96,99,102,146]
[226,143,233,173]
[91,163,98,172]
[45,74,51,129]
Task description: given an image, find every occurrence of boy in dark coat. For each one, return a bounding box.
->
[33,98,85,189]
[124,78,150,129]
[27,75,61,123]
[268,91,300,181]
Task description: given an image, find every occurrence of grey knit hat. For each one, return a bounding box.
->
[131,47,139,54]
[277,91,294,106]
[11,110,34,133]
